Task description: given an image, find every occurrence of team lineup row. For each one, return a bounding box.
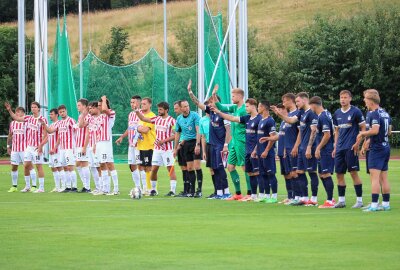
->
[4,84,392,211]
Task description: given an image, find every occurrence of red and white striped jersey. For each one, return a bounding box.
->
[150,115,176,151]
[24,115,47,148]
[9,121,27,152]
[97,110,116,142]
[88,115,100,147]
[56,117,76,150]
[128,110,141,146]
[75,114,91,148]
[48,121,59,153]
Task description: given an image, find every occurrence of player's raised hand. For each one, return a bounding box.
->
[115,137,123,145]
[259,137,269,143]
[270,105,278,114]
[101,95,107,101]
[4,102,11,111]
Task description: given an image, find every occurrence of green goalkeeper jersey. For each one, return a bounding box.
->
[215,102,246,143]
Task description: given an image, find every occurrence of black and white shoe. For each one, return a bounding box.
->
[70,188,78,193]
[194,190,202,198]
[207,193,217,199]
[186,193,195,198]
[165,191,175,197]
[175,191,187,197]
[150,190,157,196]
[62,188,71,193]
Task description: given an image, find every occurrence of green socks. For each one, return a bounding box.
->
[229,170,241,193]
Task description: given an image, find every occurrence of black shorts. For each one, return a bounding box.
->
[205,143,212,168]
[178,147,186,166]
[140,150,153,167]
[182,139,196,163]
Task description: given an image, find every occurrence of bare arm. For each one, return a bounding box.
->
[187,79,207,111]
[307,125,317,147]
[5,102,25,122]
[135,110,153,123]
[211,107,240,123]
[316,131,331,150]
[7,131,12,155]
[271,106,299,124]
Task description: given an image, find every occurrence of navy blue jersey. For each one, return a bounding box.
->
[205,106,228,147]
[240,114,262,154]
[367,108,391,150]
[299,108,318,150]
[284,109,303,149]
[316,110,334,153]
[277,121,286,157]
[256,116,277,155]
[333,106,365,151]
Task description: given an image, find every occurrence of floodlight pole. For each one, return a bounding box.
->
[238,0,248,100]
[34,0,48,117]
[79,0,83,98]
[228,0,237,90]
[18,0,26,109]
[197,0,205,108]
[163,0,168,102]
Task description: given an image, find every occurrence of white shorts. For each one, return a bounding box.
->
[75,147,89,162]
[59,149,76,166]
[24,146,44,164]
[87,147,99,168]
[128,146,141,165]
[96,141,114,163]
[10,151,24,165]
[49,153,62,168]
[152,149,175,167]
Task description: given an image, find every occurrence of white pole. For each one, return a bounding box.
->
[204,0,240,100]
[79,0,83,99]
[228,0,237,90]
[18,0,26,109]
[34,0,40,103]
[163,0,168,102]
[238,0,248,99]
[198,0,205,107]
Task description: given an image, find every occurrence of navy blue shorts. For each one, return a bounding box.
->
[365,150,370,174]
[285,148,298,171]
[334,149,359,174]
[368,147,390,171]
[259,154,276,175]
[297,148,317,172]
[318,152,334,174]
[245,154,260,173]
[210,144,224,170]
[279,156,290,175]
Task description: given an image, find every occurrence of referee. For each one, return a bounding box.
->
[174,100,201,197]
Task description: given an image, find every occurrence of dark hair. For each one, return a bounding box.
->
[31,101,40,109]
[131,95,142,101]
[98,98,111,109]
[276,103,285,109]
[339,90,352,97]
[309,96,323,106]
[15,107,25,113]
[204,100,210,106]
[50,108,59,115]
[245,98,258,106]
[157,101,169,111]
[174,100,182,106]
[88,101,98,107]
[296,92,309,99]
[142,97,152,104]
[259,100,270,110]
[282,93,296,103]
[57,104,67,111]
[78,98,89,106]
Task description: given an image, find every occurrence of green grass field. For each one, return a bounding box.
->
[1,161,400,269]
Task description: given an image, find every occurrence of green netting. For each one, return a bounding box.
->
[48,12,230,163]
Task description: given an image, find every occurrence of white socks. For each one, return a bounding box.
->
[131,169,141,188]
[39,178,44,190]
[91,167,100,190]
[24,175,30,188]
[59,170,66,190]
[30,169,37,187]
[170,180,176,193]
[11,171,18,186]
[53,171,60,189]
[82,167,91,190]
[151,180,157,191]
[110,170,119,192]
[140,170,146,191]
[70,171,78,188]
[101,170,109,193]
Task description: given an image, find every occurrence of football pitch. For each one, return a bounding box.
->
[1,161,399,269]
